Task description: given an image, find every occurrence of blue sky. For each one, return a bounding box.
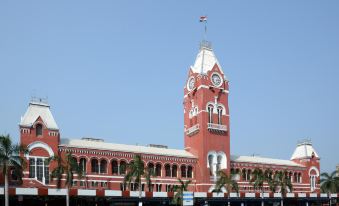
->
[0,1,338,173]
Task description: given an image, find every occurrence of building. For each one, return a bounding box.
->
[337,165,339,177]
[17,41,320,193]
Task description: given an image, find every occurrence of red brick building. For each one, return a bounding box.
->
[18,41,320,193]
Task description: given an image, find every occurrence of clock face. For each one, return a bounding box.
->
[187,77,195,91]
[211,73,222,87]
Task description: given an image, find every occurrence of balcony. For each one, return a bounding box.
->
[186,124,200,136]
[207,123,227,133]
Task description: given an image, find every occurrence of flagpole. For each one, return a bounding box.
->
[204,19,207,41]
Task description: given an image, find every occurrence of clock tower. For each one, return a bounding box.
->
[184,41,230,192]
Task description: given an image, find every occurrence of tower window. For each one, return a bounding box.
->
[217,107,223,124]
[208,105,214,123]
[36,124,43,136]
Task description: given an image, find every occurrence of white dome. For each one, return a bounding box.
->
[291,140,319,160]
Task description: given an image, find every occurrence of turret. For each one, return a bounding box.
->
[291,140,320,192]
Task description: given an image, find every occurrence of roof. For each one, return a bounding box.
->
[290,140,319,160]
[60,138,196,158]
[191,41,226,77]
[20,101,59,130]
[231,155,304,167]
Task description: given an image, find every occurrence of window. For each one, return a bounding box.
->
[155,164,161,177]
[156,184,162,192]
[216,155,222,173]
[120,183,127,191]
[100,159,107,174]
[119,161,127,175]
[101,182,107,187]
[29,158,36,178]
[72,181,77,186]
[181,165,187,178]
[172,165,177,177]
[217,107,223,124]
[187,166,193,178]
[148,163,155,174]
[44,162,49,184]
[208,154,214,176]
[36,124,43,136]
[91,159,99,173]
[80,181,85,187]
[36,158,44,182]
[79,158,87,173]
[208,105,214,123]
[165,164,171,177]
[112,160,118,175]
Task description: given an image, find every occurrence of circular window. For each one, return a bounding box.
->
[211,73,222,87]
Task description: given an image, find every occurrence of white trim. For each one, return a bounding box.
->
[245,193,255,198]
[0,188,3,195]
[229,193,239,198]
[78,189,96,196]
[308,166,320,177]
[153,192,168,197]
[194,192,207,198]
[298,193,307,198]
[105,190,122,197]
[286,193,295,198]
[16,188,38,195]
[261,193,270,198]
[310,193,318,198]
[48,189,67,196]
[212,192,224,198]
[130,191,145,197]
[274,193,282,198]
[26,141,54,158]
[320,193,328,198]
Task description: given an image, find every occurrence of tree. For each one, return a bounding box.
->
[250,168,271,206]
[172,178,192,206]
[214,170,239,206]
[320,171,339,206]
[124,155,147,206]
[48,152,83,206]
[0,134,28,206]
[320,171,339,193]
[270,171,292,206]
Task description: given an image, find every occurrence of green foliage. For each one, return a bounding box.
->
[123,155,145,190]
[172,178,191,206]
[48,152,83,189]
[320,171,339,193]
[214,170,239,194]
[274,170,293,194]
[0,134,28,182]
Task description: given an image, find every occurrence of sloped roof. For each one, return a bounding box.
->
[290,141,319,160]
[60,138,196,158]
[20,101,59,130]
[191,41,225,76]
[231,155,304,167]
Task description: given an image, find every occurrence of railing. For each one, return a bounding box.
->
[207,123,227,132]
[186,124,200,136]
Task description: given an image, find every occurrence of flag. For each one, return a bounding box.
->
[199,16,207,22]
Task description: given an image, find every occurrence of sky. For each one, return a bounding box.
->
[0,1,338,173]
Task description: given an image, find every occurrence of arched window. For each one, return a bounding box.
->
[79,158,87,173]
[298,173,302,183]
[112,160,118,175]
[216,155,222,173]
[172,165,177,177]
[247,169,252,181]
[187,166,193,178]
[242,169,247,181]
[181,165,187,178]
[208,105,214,123]
[208,154,214,176]
[100,159,107,174]
[155,164,161,177]
[217,107,223,124]
[36,124,43,136]
[148,162,155,174]
[165,164,171,177]
[119,161,127,175]
[91,159,99,173]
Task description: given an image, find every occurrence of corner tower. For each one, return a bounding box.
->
[184,41,230,192]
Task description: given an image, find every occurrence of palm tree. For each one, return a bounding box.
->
[320,171,339,206]
[0,134,28,206]
[271,171,292,206]
[48,152,83,206]
[320,171,339,193]
[124,155,146,205]
[172,178,192,206]
[250,168,270,206]
[214,170,239,206]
